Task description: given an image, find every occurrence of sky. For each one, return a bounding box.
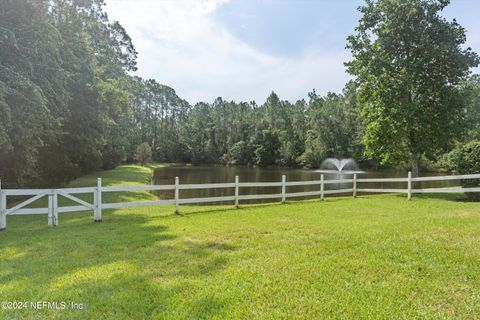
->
[104,0,480,105]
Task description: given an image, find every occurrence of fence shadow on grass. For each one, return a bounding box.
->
[176,201,285,218]
[384,192,474,202]
[411,192,475,202]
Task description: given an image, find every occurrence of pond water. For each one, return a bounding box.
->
[153,165,459,203]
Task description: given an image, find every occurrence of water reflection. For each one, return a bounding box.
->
[152,166,459,204]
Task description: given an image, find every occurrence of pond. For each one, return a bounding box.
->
[153,165,459,203]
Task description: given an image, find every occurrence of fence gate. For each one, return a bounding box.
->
[0,181,100,230]
[2,190,53,226]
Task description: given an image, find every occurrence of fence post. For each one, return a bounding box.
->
[48,191,53,227]
[235,176,239,208]
[353,173,357,198]
[320,174,325,201]
[281,175,286,203]
[93,182,98,220]
[53,190,58,226]
[175,176,180,214]
[0,180,5,231]
[94,178,102,222]
[407,171,412,200]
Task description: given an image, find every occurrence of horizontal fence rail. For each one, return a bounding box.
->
[0,172,479,230]
[411,173,480,182]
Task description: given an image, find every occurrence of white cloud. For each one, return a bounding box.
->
[104,0,351,104]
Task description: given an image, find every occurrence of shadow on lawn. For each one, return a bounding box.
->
[178,202,286,217]
[386,192,474,202]
[0,210,236,317]
[413,193,478,202]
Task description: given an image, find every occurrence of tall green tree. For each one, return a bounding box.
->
[0,0,68,186]
[0,0,137,187]
[300,83,363,168]
[459,75,480,142]
[346,0,479,176]
[127,77,190,163]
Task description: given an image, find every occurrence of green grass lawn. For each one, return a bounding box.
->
[0,165,479,319]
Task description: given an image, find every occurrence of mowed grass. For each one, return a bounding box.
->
[0,165,479,319]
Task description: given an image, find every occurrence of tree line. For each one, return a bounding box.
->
[1,0,480,188]
[128,78,364,169]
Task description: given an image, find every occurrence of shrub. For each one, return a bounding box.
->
[135,142,152,166]
[442,141,480,201]
[227,141,253,166]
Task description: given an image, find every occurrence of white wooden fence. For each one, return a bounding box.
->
[0,172,479,230]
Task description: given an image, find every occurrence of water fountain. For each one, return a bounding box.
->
[315,158,365,175]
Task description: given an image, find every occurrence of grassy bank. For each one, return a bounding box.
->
[0,165,479,319]
[67,164,163,204]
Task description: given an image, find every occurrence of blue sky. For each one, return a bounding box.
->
[105,0,480,104]
[213,0,362,57]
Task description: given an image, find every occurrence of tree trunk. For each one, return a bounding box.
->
[411,153,420,187]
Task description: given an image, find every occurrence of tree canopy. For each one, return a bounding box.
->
[346,0,479,176]
[0,0,136,187]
